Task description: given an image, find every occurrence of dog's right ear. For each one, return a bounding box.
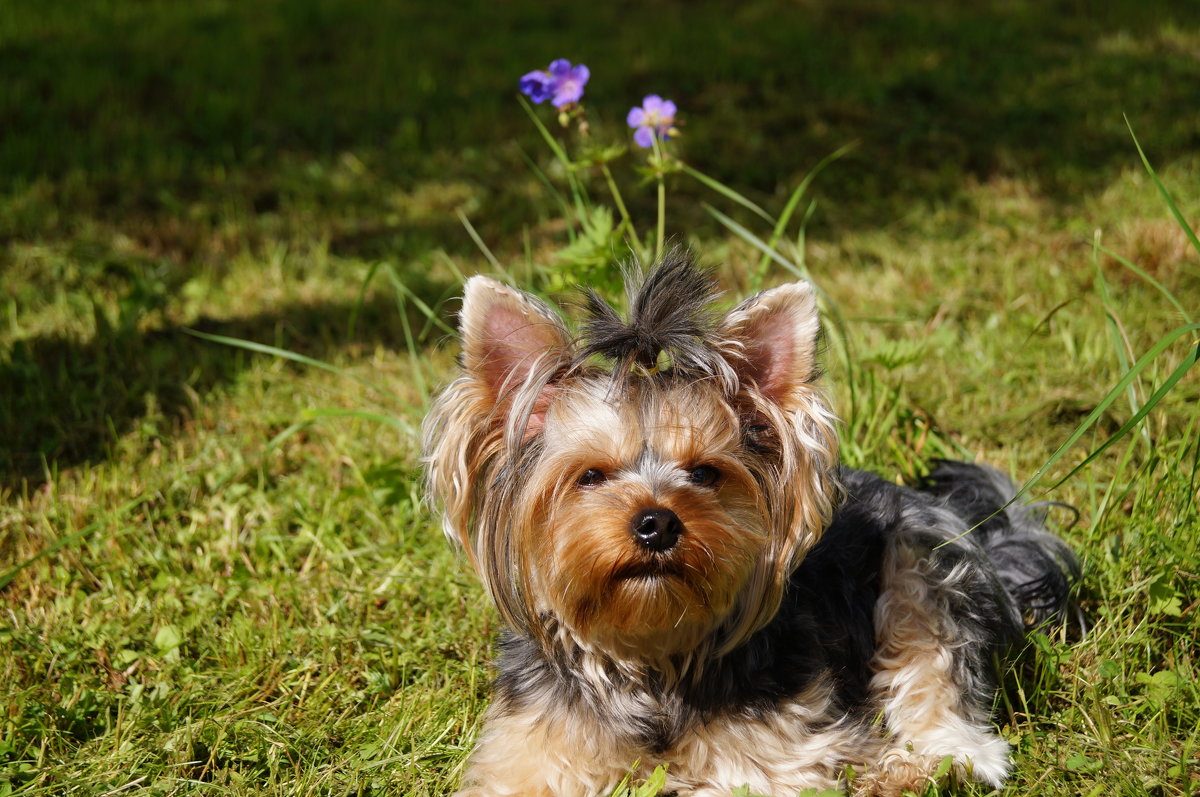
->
[460,276,570,430]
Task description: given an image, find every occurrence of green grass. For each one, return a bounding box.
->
[3,1,1200,794]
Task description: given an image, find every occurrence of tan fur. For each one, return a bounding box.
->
[455,703,631,797]
[527,382,768,659]
[663,679,876,796]
[457,678,877,797]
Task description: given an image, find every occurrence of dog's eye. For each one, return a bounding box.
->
[688,465,720,488]
[577,468,608,488]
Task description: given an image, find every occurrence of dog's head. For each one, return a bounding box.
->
[423,253,838,662]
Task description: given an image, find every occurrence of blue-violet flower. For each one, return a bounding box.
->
[518,70,553,104]
[626,95,678,148]
[519,59,590,107]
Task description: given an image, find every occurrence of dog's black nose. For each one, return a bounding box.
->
[630,508,682,552]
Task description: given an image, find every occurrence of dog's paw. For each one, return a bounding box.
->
[853,750,947,797]
[856,733,1011,797]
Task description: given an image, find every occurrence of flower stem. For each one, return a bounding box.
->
[651,136,665,262]
[600,162,640,257]
[657,178,665,263]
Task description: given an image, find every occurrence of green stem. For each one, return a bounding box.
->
[600,162,639,254]
[651,136,665,262]
[656,179,666,263]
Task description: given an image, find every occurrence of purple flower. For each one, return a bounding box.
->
[627,95,678,148]
[519,59,590,107]
[547,59,589,107]
[519,70,553,104]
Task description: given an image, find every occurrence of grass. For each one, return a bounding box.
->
[2,0,1200,794]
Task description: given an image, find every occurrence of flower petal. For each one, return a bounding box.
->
[571,64,590,86]
[519,71,551,103]
[549,58,572,76]
[626,107,646,127]
[633,126,655,149]
[642,95,663,113]
[552,82,583,107]
[659,100,677,120]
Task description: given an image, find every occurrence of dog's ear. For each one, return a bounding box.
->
[460,276,569,432]
[720,281,820,410]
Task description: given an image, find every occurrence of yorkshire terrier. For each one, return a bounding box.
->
[423,253,1077,797]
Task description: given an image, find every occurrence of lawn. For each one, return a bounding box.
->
[2,1,1199,794]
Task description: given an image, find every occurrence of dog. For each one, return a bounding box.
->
[423,252,1077,796]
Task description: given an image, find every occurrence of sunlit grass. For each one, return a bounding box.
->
[3,1,1200,795]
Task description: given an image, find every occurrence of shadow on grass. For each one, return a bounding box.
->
[3,0,1198,233]
[0,285,456,492]
[4,0,1199,487]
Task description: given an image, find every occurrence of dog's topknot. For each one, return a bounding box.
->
[578,250,732,384]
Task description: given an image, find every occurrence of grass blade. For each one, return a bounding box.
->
[703,202,802,278]
[516,143,578,242]
[1093,233,1147,445]
[185,328,396,398]
[519,94,573,173]
[457,210,506,276]
[1047,337,1199,492]
[1125,115,1200,257]
[518,93,590,217]
[1094,241,1193,324]
[348,260,383,342]
[380,263,455,336]
[755,142,856,280]
[1010,321,1200,505]
[679,163,775,225]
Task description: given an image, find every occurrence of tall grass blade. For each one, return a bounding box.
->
[516,143,578,242]
[755,142,856,280]
[1047,335,1199,492]
[263,419,315,454]
[518,94,589,217]
[1010,321,1200,505]
[703,201,859,418]
[1125,116,1200,257]
[457,210,506,276]
[1094,241,1193,324]
[1093,234,1147,446]
[185,329,396,398]
[519,94,573,172]
[703,203,802,278]
[380,263,455,336]
[600,162,642,258]
[381,268,430,402]
[680,163,774,224]
[436,250,469,286]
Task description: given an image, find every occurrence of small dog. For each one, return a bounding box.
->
[424,253,1077,797]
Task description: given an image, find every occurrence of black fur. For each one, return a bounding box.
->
[916,459,1080,627]
[578,250,729,379]
[493,462,1077,752]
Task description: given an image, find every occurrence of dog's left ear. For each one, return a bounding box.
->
[720,281,820,410]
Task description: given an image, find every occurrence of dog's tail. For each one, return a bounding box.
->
[917,460,1081,630]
